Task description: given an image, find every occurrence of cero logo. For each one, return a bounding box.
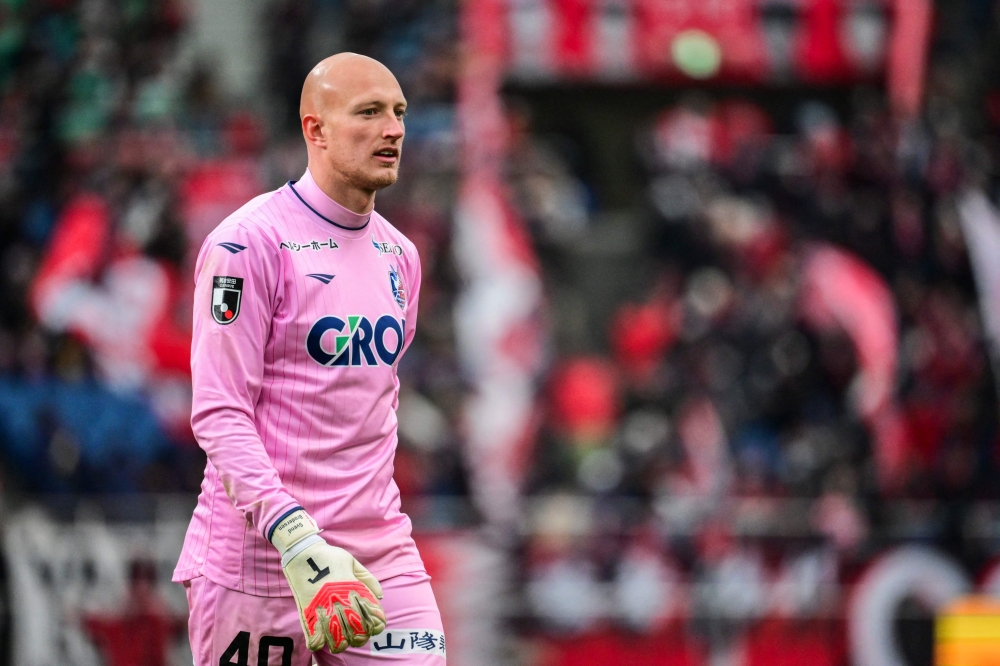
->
[371,234,403,256]
[306,314,405,367]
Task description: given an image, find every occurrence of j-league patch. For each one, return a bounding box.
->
[212,276,243,324]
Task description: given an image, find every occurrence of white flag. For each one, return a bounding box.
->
[958,190,1000,360]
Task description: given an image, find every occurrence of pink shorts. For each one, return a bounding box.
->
[184,572,445,665]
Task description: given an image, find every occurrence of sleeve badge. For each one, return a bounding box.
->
[212,276,244,324]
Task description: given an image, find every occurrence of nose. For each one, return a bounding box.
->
[383,116,404,140]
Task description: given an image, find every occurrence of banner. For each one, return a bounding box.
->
[457,0,547,530]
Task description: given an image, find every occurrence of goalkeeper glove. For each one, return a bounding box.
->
[269,508,386,653]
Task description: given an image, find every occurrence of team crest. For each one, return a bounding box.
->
[388,265,406,310]
[212,276,243,324]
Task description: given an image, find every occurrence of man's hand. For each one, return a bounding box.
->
[270,509,386,653]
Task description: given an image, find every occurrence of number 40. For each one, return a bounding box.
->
[220,631,294,666]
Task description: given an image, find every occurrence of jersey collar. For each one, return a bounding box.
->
[287,169,372,238]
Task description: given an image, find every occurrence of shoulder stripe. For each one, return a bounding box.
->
[217,242,247,254]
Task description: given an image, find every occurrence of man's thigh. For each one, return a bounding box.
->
[186,576,311,666]
[315,572,446,666]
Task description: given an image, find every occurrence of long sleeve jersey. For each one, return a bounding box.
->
[173,169,424,596]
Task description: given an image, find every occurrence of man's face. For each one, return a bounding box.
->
[319,69,406,191]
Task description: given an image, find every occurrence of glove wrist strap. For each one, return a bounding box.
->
[269,508,320,555]
[280,533,323,568]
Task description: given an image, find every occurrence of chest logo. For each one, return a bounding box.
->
[388,265,406,310]
[211,276,243,324]
[371,234,403,256]
[306,314,405,367]
[306,273,335,284]
[280,238,339,252]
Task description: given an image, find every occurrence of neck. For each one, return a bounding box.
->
[307,163,376,215]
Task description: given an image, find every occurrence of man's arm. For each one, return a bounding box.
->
[189,222,299,536]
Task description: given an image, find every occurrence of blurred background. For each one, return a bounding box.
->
[2,0,1000,664]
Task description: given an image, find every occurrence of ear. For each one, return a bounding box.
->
[302,114,326,149]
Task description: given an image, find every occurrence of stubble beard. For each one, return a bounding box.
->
[341,161,399,192]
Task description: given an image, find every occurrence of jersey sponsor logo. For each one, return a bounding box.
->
[280,238,339,252]
[306,314,405,367]
[306,273,335,284]
[370,628,445,657]
[217,242,247,254]
[212,276,243,324]
[388,265,406,310]
[371,234,403,256]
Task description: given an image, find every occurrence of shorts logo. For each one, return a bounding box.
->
[306,314,405,367]
[389,265,406,310]
[370,629,445,657]
[212,276,243,324]
[371,234,403,256]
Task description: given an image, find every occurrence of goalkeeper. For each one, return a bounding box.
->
[173,53,445,664]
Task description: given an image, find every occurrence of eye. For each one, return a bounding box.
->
[395,109,407,119]
[361,108,378,116]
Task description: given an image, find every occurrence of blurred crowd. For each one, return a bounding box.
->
[524,89,998,503]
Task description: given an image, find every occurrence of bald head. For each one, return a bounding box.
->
[300,53,400,120]
[299,53,407,214]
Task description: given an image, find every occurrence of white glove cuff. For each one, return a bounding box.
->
[280,533,324,568]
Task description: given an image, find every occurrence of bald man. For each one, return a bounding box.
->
[173,54,445,665]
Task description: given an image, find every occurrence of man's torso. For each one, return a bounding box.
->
[174,179,423,595]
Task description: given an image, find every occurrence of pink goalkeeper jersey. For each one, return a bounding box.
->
[173,169,424,596]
